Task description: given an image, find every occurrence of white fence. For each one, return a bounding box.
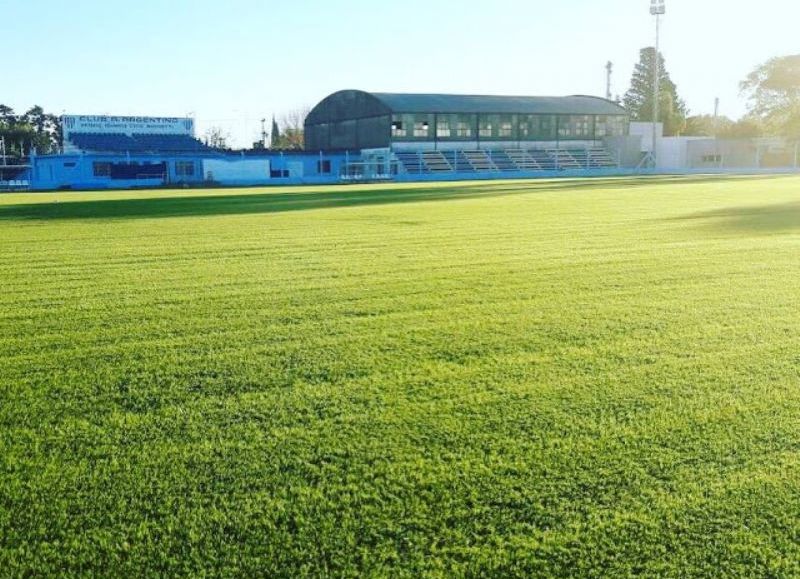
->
[0,180,30,191]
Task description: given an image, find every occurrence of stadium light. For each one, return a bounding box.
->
[650,0,665,168]
[650,0,665,15]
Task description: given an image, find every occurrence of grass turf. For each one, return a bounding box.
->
[2,176,800,577]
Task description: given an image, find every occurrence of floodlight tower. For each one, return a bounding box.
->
[651,0,665,168]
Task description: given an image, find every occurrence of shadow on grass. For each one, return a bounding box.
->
[0,174,788,222]
[671,201,800,234]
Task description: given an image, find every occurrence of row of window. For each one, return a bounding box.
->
[390,114,627,141]
[91,161,168,180]
[93,160,334,179]
[93,161,196,178]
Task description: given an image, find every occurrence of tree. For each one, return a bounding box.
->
[0,105,14,122]
[623,47,688,136]
[684,114,734,137]
[740,54,800,138]
[203,126,230,149]
[684,114,765,140]
[721,116,764,139]
[270,116,280,149]
[271,107,310,150]
[0,104,61,157]
[21,106,62,152]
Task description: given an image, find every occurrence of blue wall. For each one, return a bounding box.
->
[26,153,800,192]
[30,152,354,190]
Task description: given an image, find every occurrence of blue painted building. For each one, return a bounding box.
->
[30,151,353,190]
[27,114,355,191]
[23,96,646,191]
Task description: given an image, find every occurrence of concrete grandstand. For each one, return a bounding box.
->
[305,90,633,178]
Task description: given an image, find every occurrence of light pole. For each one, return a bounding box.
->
[651,0,665,169]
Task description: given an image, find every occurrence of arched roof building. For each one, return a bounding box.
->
[305,90,629,151]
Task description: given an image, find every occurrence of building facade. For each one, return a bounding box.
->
[26,114,350,190]
[305,90,629,152]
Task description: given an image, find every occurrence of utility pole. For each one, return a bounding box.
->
[651,0,665,169]
[606,62,613,101]
[714,97,721,167]
[261,118,267,148]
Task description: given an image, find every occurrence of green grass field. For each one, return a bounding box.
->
[2,176,800,577]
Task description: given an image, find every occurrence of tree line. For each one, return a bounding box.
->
[623,50,800,139]
[4,54,798,158]
[0,106,62,158]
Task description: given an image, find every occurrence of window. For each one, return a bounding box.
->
[494,115,514,139]
[391,120,406,138]
[519,115,534,139]
[456,121,472,138]
[444,114,475,138]
[576,116,591,138]
[436,119,451,138]
[702,154,722,163]
[596,116,627,138]
[175,161,195,177]
[558,117,571,138]
[595,116,609,138]
[559,116,592,139]
[317,160,332,174]
[540,116,555,139]
[93,162,111,177]
[521,116,556,140]
[415,121,431,138]
[435,115,467,140]
[94,162,165,180]
[393,114,432,140]
[477,115,512,140]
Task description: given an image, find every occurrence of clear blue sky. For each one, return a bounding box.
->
[4,0,798,146]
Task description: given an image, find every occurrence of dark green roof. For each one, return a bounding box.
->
[371,93,628,116]
[305,90,628,126]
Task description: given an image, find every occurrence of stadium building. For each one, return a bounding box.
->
[27,115,348,190]
[305,90,631,176]
[306,91,630,151]
[10,89,795,192]
[11,91,642,191]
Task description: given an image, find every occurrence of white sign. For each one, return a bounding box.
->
[62,115,195,139]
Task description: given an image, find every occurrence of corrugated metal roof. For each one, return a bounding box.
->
[370,93,627,116]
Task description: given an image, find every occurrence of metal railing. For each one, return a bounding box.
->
[391,147,622,175]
